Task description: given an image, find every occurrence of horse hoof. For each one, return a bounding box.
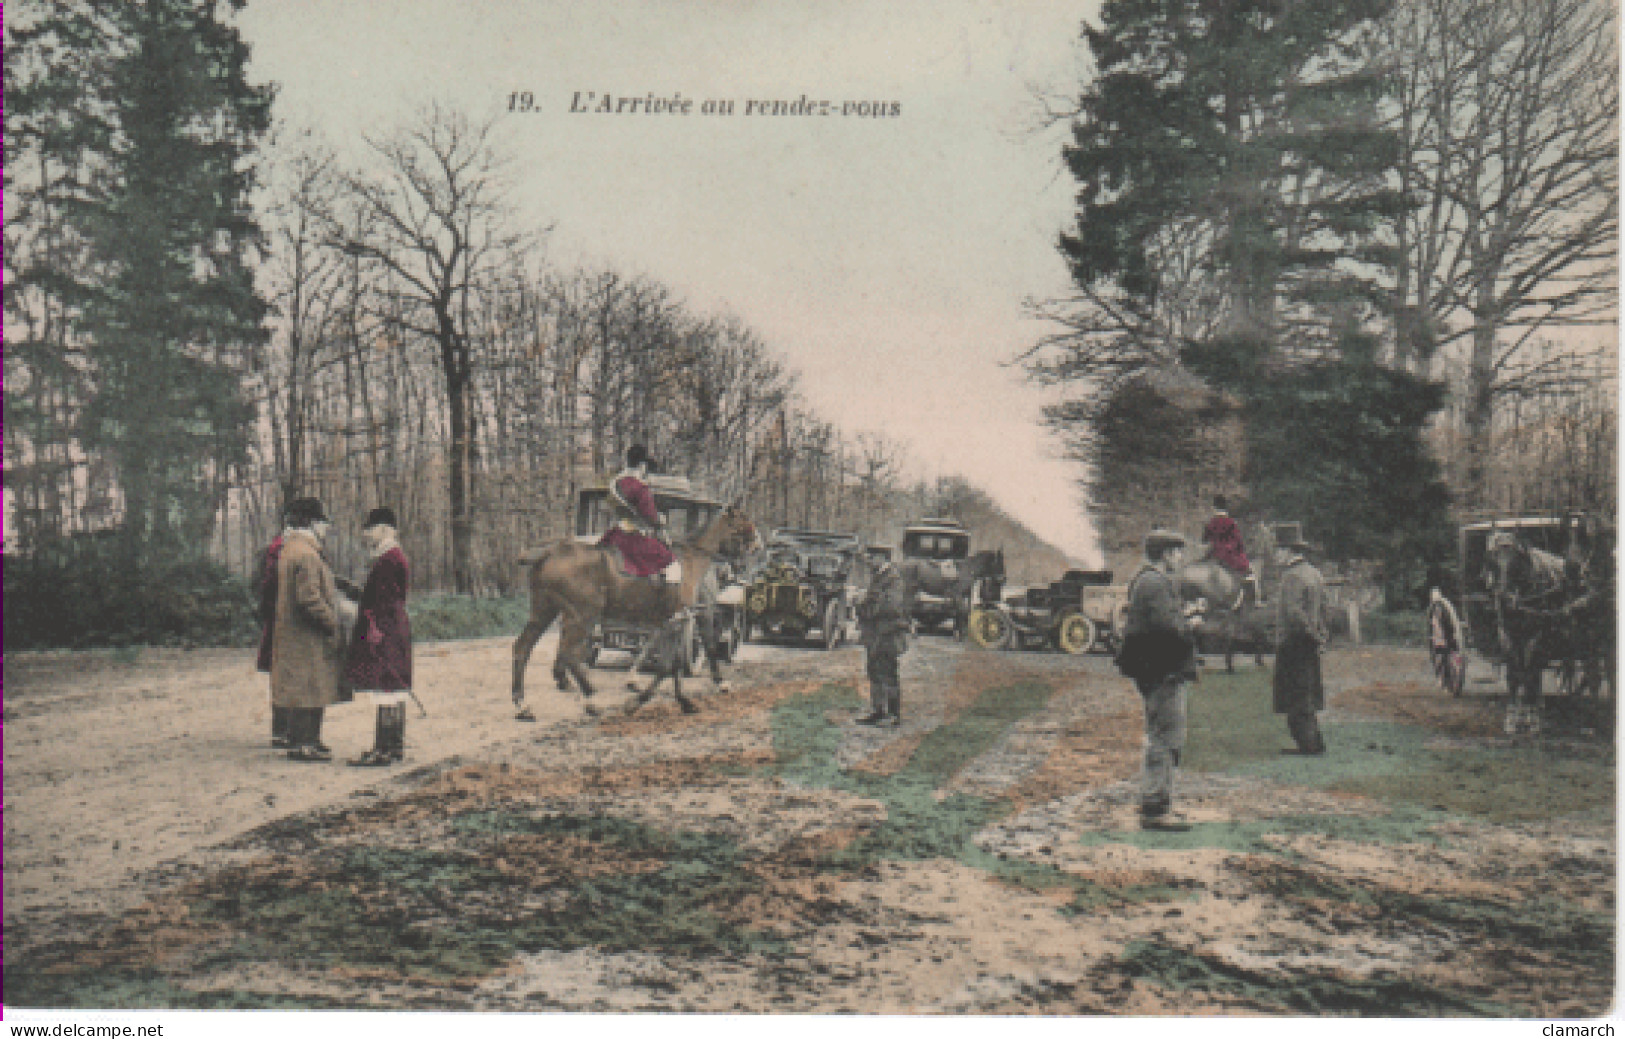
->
[583,702,600,718]
[678,700,699,715]
[515,708,536,722]
[715,682,731,695]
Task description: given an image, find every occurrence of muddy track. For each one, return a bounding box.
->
[3,636,1614,1014]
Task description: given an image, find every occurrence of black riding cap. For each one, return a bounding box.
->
[627,444,650,469]
[363,507,398,530]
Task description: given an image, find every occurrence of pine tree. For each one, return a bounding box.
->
[12,0,272,559]
[1062,0,1401,377]
[1050,0,1451,586]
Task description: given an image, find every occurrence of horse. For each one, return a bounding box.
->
[510,505,759,719]
[1483,530,1571,736]
[897,548,1005,639]
[1179,559,1265,672]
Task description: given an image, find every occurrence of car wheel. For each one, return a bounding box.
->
[1056,610,1098,655]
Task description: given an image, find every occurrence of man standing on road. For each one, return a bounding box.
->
[272,497,346,762]
[1116,528,1201,830]
[856,557,912,726]
[1273,538,1328,755]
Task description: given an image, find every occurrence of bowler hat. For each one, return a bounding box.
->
[363,506,398,530]
[627,444,650,469]
[286,496,328,527]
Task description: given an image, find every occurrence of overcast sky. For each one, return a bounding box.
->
[239,0,1106,563]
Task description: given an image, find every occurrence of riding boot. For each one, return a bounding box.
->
[271,705,291,748]
[390,703,407,762]
[310,707,331,756]
[349,706,392,767]
[856,682,888,725]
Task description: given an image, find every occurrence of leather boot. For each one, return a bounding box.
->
[389,704,407,762]
[349,706,392,767]
[271,705,291,748]
[855,683,888,725]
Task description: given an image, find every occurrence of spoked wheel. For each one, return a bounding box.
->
[1426,592,1467,697]
[1056,610,1098,655]
[967,606,1013,650]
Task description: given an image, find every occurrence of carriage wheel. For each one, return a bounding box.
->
[1425,594,1467,697]
[967,606,1013,650]
[1056,610,1098,655]
[679,615,703,677]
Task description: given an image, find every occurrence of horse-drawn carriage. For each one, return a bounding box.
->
[966,569,1127,654]
[572,475,745,672]
[1426,513,1613,735]
[742,528,864,649]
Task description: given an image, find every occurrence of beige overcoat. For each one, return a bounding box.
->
[270,530,344,710]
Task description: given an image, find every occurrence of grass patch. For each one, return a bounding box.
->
[1076,804,1456,859]
[1113,940,1509,1015]
[1247,860,1615,976]
[765,681,1186,909]
[2,969,356,1010]
[408,595,531,641]
[1186,669,1615,824]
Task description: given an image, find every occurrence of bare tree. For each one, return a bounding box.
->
[329,105,534,593]
[1385,0,1619,505]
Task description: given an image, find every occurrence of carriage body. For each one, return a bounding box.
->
[572,476,744,670]
[742,528,864,649]
[1455,516,1570,662]
[899,519,974,631]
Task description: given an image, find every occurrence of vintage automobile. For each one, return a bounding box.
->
[899,518,973,631]
[967,568,1126,654]
[572,474,745,672]
[743,528,864,649]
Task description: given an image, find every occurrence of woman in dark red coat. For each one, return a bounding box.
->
[344,507,413,766]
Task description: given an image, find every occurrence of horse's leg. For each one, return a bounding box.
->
[557,613,598,715]
[512,599,560,722]
[1223,610,1236,673]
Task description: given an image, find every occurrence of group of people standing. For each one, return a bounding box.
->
[256,497,414,766]
[1117,504,1327,830]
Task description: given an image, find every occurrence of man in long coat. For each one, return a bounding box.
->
[272,497,345,762]
[856,557,911,725]
[345,507,414,766]
[1273,539,1328,754]
[1116,528,1201,829]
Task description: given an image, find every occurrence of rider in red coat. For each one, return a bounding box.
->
[1202,495,1264,604]
[598,444,678,579]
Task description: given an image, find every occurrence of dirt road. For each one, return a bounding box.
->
[4,633,1615,1014]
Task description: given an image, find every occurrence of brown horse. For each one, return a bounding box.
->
[1179,560,1265,671]
[511,506,759,719]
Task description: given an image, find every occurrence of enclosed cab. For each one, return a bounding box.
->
[900,518,972,630]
